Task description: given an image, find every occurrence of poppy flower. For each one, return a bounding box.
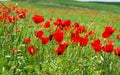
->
[102,43,114,53]
[53,18,61,26]
[40,37,50,44]
[116,34,120,40]
[24,38,31,44]
[102,26,115,38]
[28,46,38,56]
[70,33,80,44]
[49,18,52,21]
[72,22,80,30]
[60,20,71,27]
[55,41,68,55]
[53,30,64,43]
[32,15,44,24]
[35,30,44,38]
[44,21,50,28]
[60,40,69,48]
[76,26,86,34]
[114,48,120,56]
[79,37,88,47]
[91,39,102,52]
[85,30,96,37]
[18,11,26,19]
[7,16,18,23]
[73,22,80,28]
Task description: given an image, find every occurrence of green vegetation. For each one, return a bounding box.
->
[11,0,120,13]
[0,1,120,75]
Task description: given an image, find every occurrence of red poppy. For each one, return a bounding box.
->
[91,39,102,52]
[24,38,31,44]
[44,21,50,28]
[7,16,18,23]
[35,30,44,38]
[18,11,26,19]
[60,20,71,27]
[40,37,50,44]
[85,30,96,37]
[76,26,86,34]
[73,22,80,28]
[79,37,88,47]
[55,41,68,55]
[60,40,69,48]
[49,18,52,21]
[53,18,61,26]
[53,30,64,43]
[28,46,38,56]
[114,48,120,56]
[32,15,44,24]
[70,33,80,44]
[116,34,120,40]
[102,43,114,53]
[102,26,115,38]
[72,22,80,30]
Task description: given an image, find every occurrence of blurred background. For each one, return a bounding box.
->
[7,0,120,13]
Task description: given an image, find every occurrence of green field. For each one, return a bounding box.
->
[0,1,120,75]
[11,0,120,13]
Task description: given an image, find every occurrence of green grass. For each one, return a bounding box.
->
[11,0,120,13]
[0,1,120,75]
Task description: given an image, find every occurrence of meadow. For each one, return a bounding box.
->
[0,1,120,75]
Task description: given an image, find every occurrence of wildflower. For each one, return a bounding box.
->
[76,25,86,34]
[44,21,50,28]
[18,11,26,19]
[70,33,80,44]
[53,18,61,26]
[79,37,88,47]
[116,34,120,40]
[60,20,71,27]
[53,30,64,43]
[55,41,68,55]
[91,39,102,52]
[7,16,18,23]
[35,30,44,38]
[49,18,52,21]
[102,43,114,53]
[28,46,38,56]
[85,30,96,37]
[102,26,115,38]
[72,22,80,30]
[32,15,44,24]
[40,37,50,44]
[114,48,120,56]
[24,38,31,44]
